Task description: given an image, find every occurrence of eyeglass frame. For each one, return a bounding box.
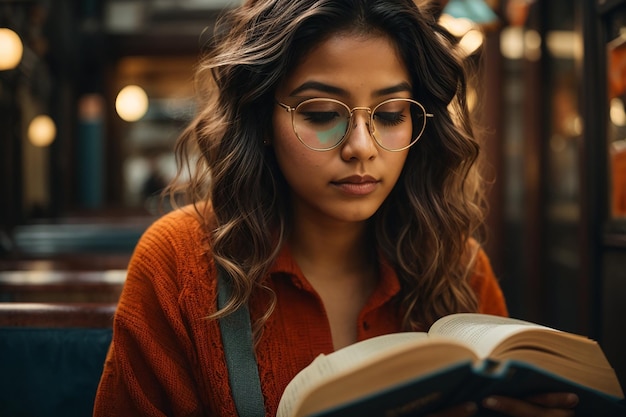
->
[275,97,434,152]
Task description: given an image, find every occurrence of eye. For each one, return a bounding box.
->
[374,110,407,127]
[300,111,342,125]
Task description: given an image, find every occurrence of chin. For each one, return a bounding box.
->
[334,209,379,223]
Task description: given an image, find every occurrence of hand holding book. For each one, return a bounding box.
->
[422,392,579,417]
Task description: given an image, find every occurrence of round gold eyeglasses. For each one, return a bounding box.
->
[276,97,434,152]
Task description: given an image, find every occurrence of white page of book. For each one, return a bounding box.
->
[428,314,554,359]
[276,332,428,417]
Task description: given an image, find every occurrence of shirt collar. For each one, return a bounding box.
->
[268,243,401,307]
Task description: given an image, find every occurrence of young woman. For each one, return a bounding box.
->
[94,1,579,416]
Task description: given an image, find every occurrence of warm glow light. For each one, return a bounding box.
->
[0,28,23,70]
[500,27,542,61]
[116,85,149,122]
[439,14,474,37]
[500,26,525,59]
[546,30,583,60]
[28,115,56,147]
[459,29,484,56]
[524,30,542,61]
[467,86,478,112]
[611,98,626,127]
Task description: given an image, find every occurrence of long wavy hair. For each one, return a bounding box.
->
[169,0,485,333]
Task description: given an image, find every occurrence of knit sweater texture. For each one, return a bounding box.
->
[93,207,508,417]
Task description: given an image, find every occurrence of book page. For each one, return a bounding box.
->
[317,332,429,370]
[276,332,428,417]
[428,313,556,359]
[503,350,624,397]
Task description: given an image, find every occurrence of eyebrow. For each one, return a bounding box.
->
[289,81,413,98]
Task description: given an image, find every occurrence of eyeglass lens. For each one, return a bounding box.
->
[293,99,426,150]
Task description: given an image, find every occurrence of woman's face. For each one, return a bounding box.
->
[272,32,412,226]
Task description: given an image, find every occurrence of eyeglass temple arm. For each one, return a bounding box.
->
[276,101,294,112]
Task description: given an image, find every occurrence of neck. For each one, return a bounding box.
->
[289,215,375,284]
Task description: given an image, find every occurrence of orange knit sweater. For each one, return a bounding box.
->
[93,207,508,417]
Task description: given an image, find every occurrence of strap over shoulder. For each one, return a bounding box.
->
[217,268,266,417]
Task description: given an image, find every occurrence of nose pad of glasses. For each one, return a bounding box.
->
[349,121,371,143]
[351,111,372,133]
[351,119,377,143]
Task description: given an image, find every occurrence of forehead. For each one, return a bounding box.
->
[277,32,411,99]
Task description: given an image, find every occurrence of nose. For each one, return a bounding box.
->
[340,108,378,161]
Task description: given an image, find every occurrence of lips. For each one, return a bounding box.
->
[331,175,379,195]
[333,175,378,185]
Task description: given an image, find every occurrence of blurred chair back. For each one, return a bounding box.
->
[0,303,115,417]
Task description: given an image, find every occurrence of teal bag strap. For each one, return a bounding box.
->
[217,268,266,417]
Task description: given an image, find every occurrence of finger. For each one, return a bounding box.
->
[426,402,478,417]
[482,396,576,417]
[524,392,579,408]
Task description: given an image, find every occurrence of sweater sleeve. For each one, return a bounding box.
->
[469,248,509,317]
[93,213,206,417]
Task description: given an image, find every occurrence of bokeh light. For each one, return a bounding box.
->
[0,28,23,70]
[115,85,149,122]
[28,115,57,147]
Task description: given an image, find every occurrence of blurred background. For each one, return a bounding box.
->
[0,0,625,388]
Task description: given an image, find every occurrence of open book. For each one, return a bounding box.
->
[277,314,625,417]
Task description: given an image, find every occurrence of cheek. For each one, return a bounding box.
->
[387,152,409,183]
[272,115,298,165]
[274,140,324,182]
[272,114,320,178]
